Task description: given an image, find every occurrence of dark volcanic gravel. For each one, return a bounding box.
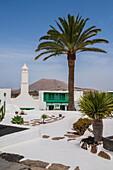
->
[0,124,28,137]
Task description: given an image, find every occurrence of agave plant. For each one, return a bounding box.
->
[11,115,24,125]
[35,14,108,111]
[79,91,113,143]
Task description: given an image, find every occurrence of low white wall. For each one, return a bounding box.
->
[0,126,41,148]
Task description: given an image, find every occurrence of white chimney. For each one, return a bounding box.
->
[21,64,29,94]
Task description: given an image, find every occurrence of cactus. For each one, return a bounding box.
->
[0,100,6,122]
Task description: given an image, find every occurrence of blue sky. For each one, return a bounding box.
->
[0,0,113,90]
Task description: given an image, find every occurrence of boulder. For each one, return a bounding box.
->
[0,153,24,163]
[90,145,97,154]
[52,137,65,140]
[74,166,80,170]
[64,134,77,138]
[42,135,50,139]
[81,137,94,145]
[81,142,87,150]
[21,160,49,168]
[48,163,70,170]
[31,167,45,170]
[98,151,111,160]
[67,138,76,142]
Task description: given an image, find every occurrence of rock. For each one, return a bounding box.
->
[0,153,24,163]
[52,137,65,140]
[81,137,94,145]
[51,115,55,117]
[48,163,70,170]
[24,121,29,123]
[8,163,31,170]
[81,142,87,150]
[64,134,77,138]
[91,145,97,154]
[67,138,76,142]
[42,135,50,139]
[67,131,78,135]
[74,166,80,170]
[31,124,38,126]
[98,151,111,160]
[31,167,45,170]
[0,157,31,170]
[21,160,49,168]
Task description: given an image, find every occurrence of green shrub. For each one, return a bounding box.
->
[73,118,92,135]
[11,115,24,124]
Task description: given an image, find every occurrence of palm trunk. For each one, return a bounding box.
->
[93,118,103,143]
[67,53,76,111]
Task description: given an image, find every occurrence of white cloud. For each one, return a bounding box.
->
[0,45,113,91]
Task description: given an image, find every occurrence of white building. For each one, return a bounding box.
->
[39,90,83,110]
[0,88,20,113]
[11,64,46,110]
[0,88,11,106]
[0,64,46,113]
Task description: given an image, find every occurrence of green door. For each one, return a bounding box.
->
[60,105,65,110]
[49,105,54,110]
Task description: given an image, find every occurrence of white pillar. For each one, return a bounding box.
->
[21,64,29,94]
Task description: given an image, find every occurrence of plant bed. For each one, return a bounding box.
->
[0,124,28,137]
[103,136,113,151]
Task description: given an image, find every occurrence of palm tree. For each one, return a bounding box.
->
[78,91,113,143]
[35,14,108,111]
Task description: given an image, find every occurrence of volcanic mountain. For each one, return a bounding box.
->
[29,79,68,91]
[11,79,68,97]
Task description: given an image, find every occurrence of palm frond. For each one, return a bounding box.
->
[55,20,64,33]
[35,13,108,60]
[78,47,107,53]
[43,52,65,61]
[89,39,109,44]
[35,50,64,60]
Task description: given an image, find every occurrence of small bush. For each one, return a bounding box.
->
[11,115,24,124]
[73,118,92,135]
[20,110,25,115]
[41,114,47,124]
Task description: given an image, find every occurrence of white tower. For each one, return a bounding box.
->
[21,64,29,94]
[11,63,46,111]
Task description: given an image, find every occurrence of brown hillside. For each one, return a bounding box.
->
[29,79,68,91]
[11,79,96,97]
[12,79,68,95]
